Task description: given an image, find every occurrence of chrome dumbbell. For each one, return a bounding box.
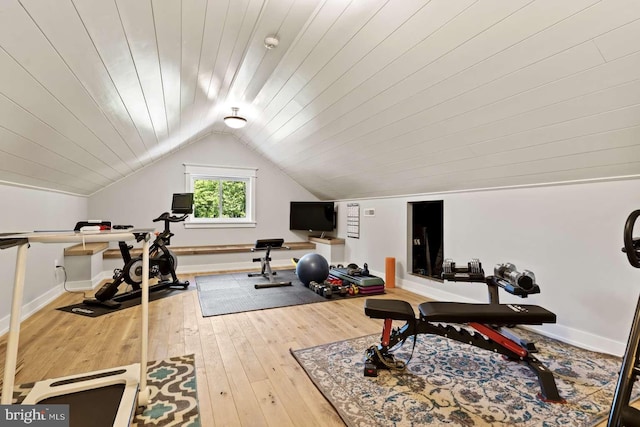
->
[443,259,454,274]
[468,259,482,275]
[494,263,536,291]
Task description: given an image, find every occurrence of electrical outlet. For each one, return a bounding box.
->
[53,260,59,285]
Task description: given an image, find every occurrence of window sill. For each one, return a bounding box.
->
[183,222,256,229]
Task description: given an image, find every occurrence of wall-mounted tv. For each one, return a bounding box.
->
[289,201,335,232]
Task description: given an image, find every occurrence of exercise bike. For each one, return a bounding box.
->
[608,210,640,426]
[83,193,193,309]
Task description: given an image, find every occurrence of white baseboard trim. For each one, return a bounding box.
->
[6,267,626,357]
[64,271,112,291]
[397,276,478,304]
[395,276,626,357]
[0,285,65,337]
[69,261,283,289]
[62,261,291,293]
[176,260,294,275]
[0,261,286,337]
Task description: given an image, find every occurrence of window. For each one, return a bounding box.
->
[184,164,256,228]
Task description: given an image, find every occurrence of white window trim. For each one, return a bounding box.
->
[184,163,257,229]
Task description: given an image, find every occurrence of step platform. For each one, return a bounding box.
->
[357,284,385,295]
[329,268,385,287]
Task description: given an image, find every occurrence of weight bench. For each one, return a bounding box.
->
[365,300,555,325]
[363,259,564,403]
[248,238,292,289]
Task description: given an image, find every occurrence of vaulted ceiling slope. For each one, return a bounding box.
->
[1,0,639,199]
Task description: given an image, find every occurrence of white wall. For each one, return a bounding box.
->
[0,184,87,332]
[336,178,640,356]
[89,133,319,268]
[0,134,317,334]
[8,132,635,356]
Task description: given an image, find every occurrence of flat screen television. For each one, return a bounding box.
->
[289,201,335,232]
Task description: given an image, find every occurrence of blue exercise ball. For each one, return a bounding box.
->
[296,253,329,286]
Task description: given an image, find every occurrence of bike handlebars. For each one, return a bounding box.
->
[624,210,640,268]
[153,212,189,223]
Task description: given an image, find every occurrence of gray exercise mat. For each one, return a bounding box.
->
[195,269,328,317]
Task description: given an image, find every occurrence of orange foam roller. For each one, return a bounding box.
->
[385,257,396,288]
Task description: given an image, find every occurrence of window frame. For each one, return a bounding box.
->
[184,164,257,229]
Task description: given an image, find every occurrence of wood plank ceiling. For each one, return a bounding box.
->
[0,0,639,199]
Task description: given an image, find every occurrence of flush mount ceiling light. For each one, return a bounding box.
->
[264,35,279,49]
[223,107,247,129]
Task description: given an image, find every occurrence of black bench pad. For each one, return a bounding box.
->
[364,299,415,321]
[419,302,556,325]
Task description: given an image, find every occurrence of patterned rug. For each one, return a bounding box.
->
[12,355,200,426]
[291,329,638,426]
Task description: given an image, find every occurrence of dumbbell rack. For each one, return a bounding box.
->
[442,259,484,281]
[442,259,543,351]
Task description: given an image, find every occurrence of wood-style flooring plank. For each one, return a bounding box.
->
[4,273,574,427]
[250,378,295,427]
[198,315,241,427]
[214,315,268,427]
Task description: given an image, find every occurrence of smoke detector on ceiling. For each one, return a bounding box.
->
[264,35,279,49]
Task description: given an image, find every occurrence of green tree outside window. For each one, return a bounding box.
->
[193,178,246,219]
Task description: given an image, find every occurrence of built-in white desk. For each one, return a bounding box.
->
[0,229,153,426]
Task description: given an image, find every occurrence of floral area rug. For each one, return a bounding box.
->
[291,329,638,426]
[12,354,200,426]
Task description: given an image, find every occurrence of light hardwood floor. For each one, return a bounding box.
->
[0,272,621,426]
[0,273,426,427]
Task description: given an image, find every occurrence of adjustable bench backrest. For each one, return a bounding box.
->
[364,299,556,325]
[419,301,556,325]
[254,238,285,249]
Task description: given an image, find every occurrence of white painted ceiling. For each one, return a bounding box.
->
[1,0,639,199]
